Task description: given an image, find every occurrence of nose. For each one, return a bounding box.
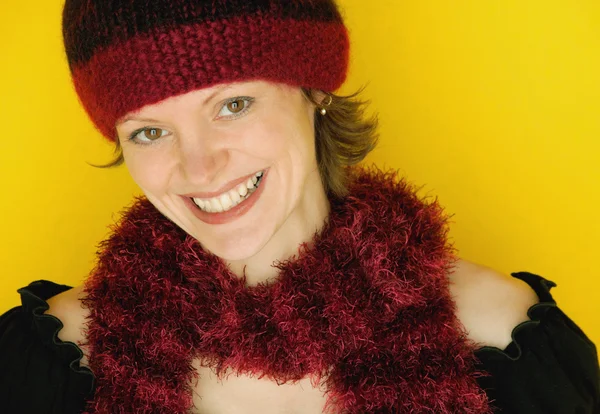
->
[176,132,229,186]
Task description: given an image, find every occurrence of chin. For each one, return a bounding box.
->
[196,226,273,263]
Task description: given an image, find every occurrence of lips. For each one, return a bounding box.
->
[192,171,264,212]
[182,168,270,225]
[181,169,265,199]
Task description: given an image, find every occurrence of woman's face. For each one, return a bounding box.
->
[115,80,325,261]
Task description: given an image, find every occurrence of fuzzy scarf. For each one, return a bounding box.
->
[82,165,493,413]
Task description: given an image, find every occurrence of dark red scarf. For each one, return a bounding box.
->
[82,165,492,413]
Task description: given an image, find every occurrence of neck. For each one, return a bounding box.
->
[224,169,331,287]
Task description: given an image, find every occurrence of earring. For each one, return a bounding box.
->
[319,94,333,116]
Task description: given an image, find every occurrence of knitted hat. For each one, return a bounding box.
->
[61,0,350,142]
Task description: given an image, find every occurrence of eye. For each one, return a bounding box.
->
[217,97,254,119]
[127,127,169,145]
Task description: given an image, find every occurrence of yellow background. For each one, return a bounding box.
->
[1,1,599,349]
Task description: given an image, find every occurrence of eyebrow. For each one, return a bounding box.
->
[118,84,235,125]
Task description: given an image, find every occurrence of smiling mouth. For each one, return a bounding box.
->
[191,170,265,213]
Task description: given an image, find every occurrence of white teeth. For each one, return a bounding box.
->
[219,192,233,210]
[237,183,248,197]
[229,188,241,203]
[192,170,265,213]
[210,198,223,213]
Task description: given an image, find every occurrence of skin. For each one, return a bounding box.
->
[45,79,540,404]
[49,260,540,369]
[115,80,330,286]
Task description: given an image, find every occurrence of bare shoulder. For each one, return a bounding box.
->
[447,259,540,350]
[45,284,91,367]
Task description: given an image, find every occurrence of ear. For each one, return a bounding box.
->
[311,89,328,106]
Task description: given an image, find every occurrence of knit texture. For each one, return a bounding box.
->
[62,0,350,141]
[81,164,493,413]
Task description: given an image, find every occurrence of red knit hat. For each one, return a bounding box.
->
[61,0,350,142]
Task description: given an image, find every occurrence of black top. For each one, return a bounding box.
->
[0,272,598,414]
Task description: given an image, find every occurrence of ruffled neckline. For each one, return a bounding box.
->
[17,280,95,396]
[18,270,563,385]
[473,271,560,361]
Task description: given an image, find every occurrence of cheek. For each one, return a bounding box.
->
[244,110,315,160]
[122,150,171,191]
[236,122,285,159]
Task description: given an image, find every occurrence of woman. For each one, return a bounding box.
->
[1,0,598,413]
